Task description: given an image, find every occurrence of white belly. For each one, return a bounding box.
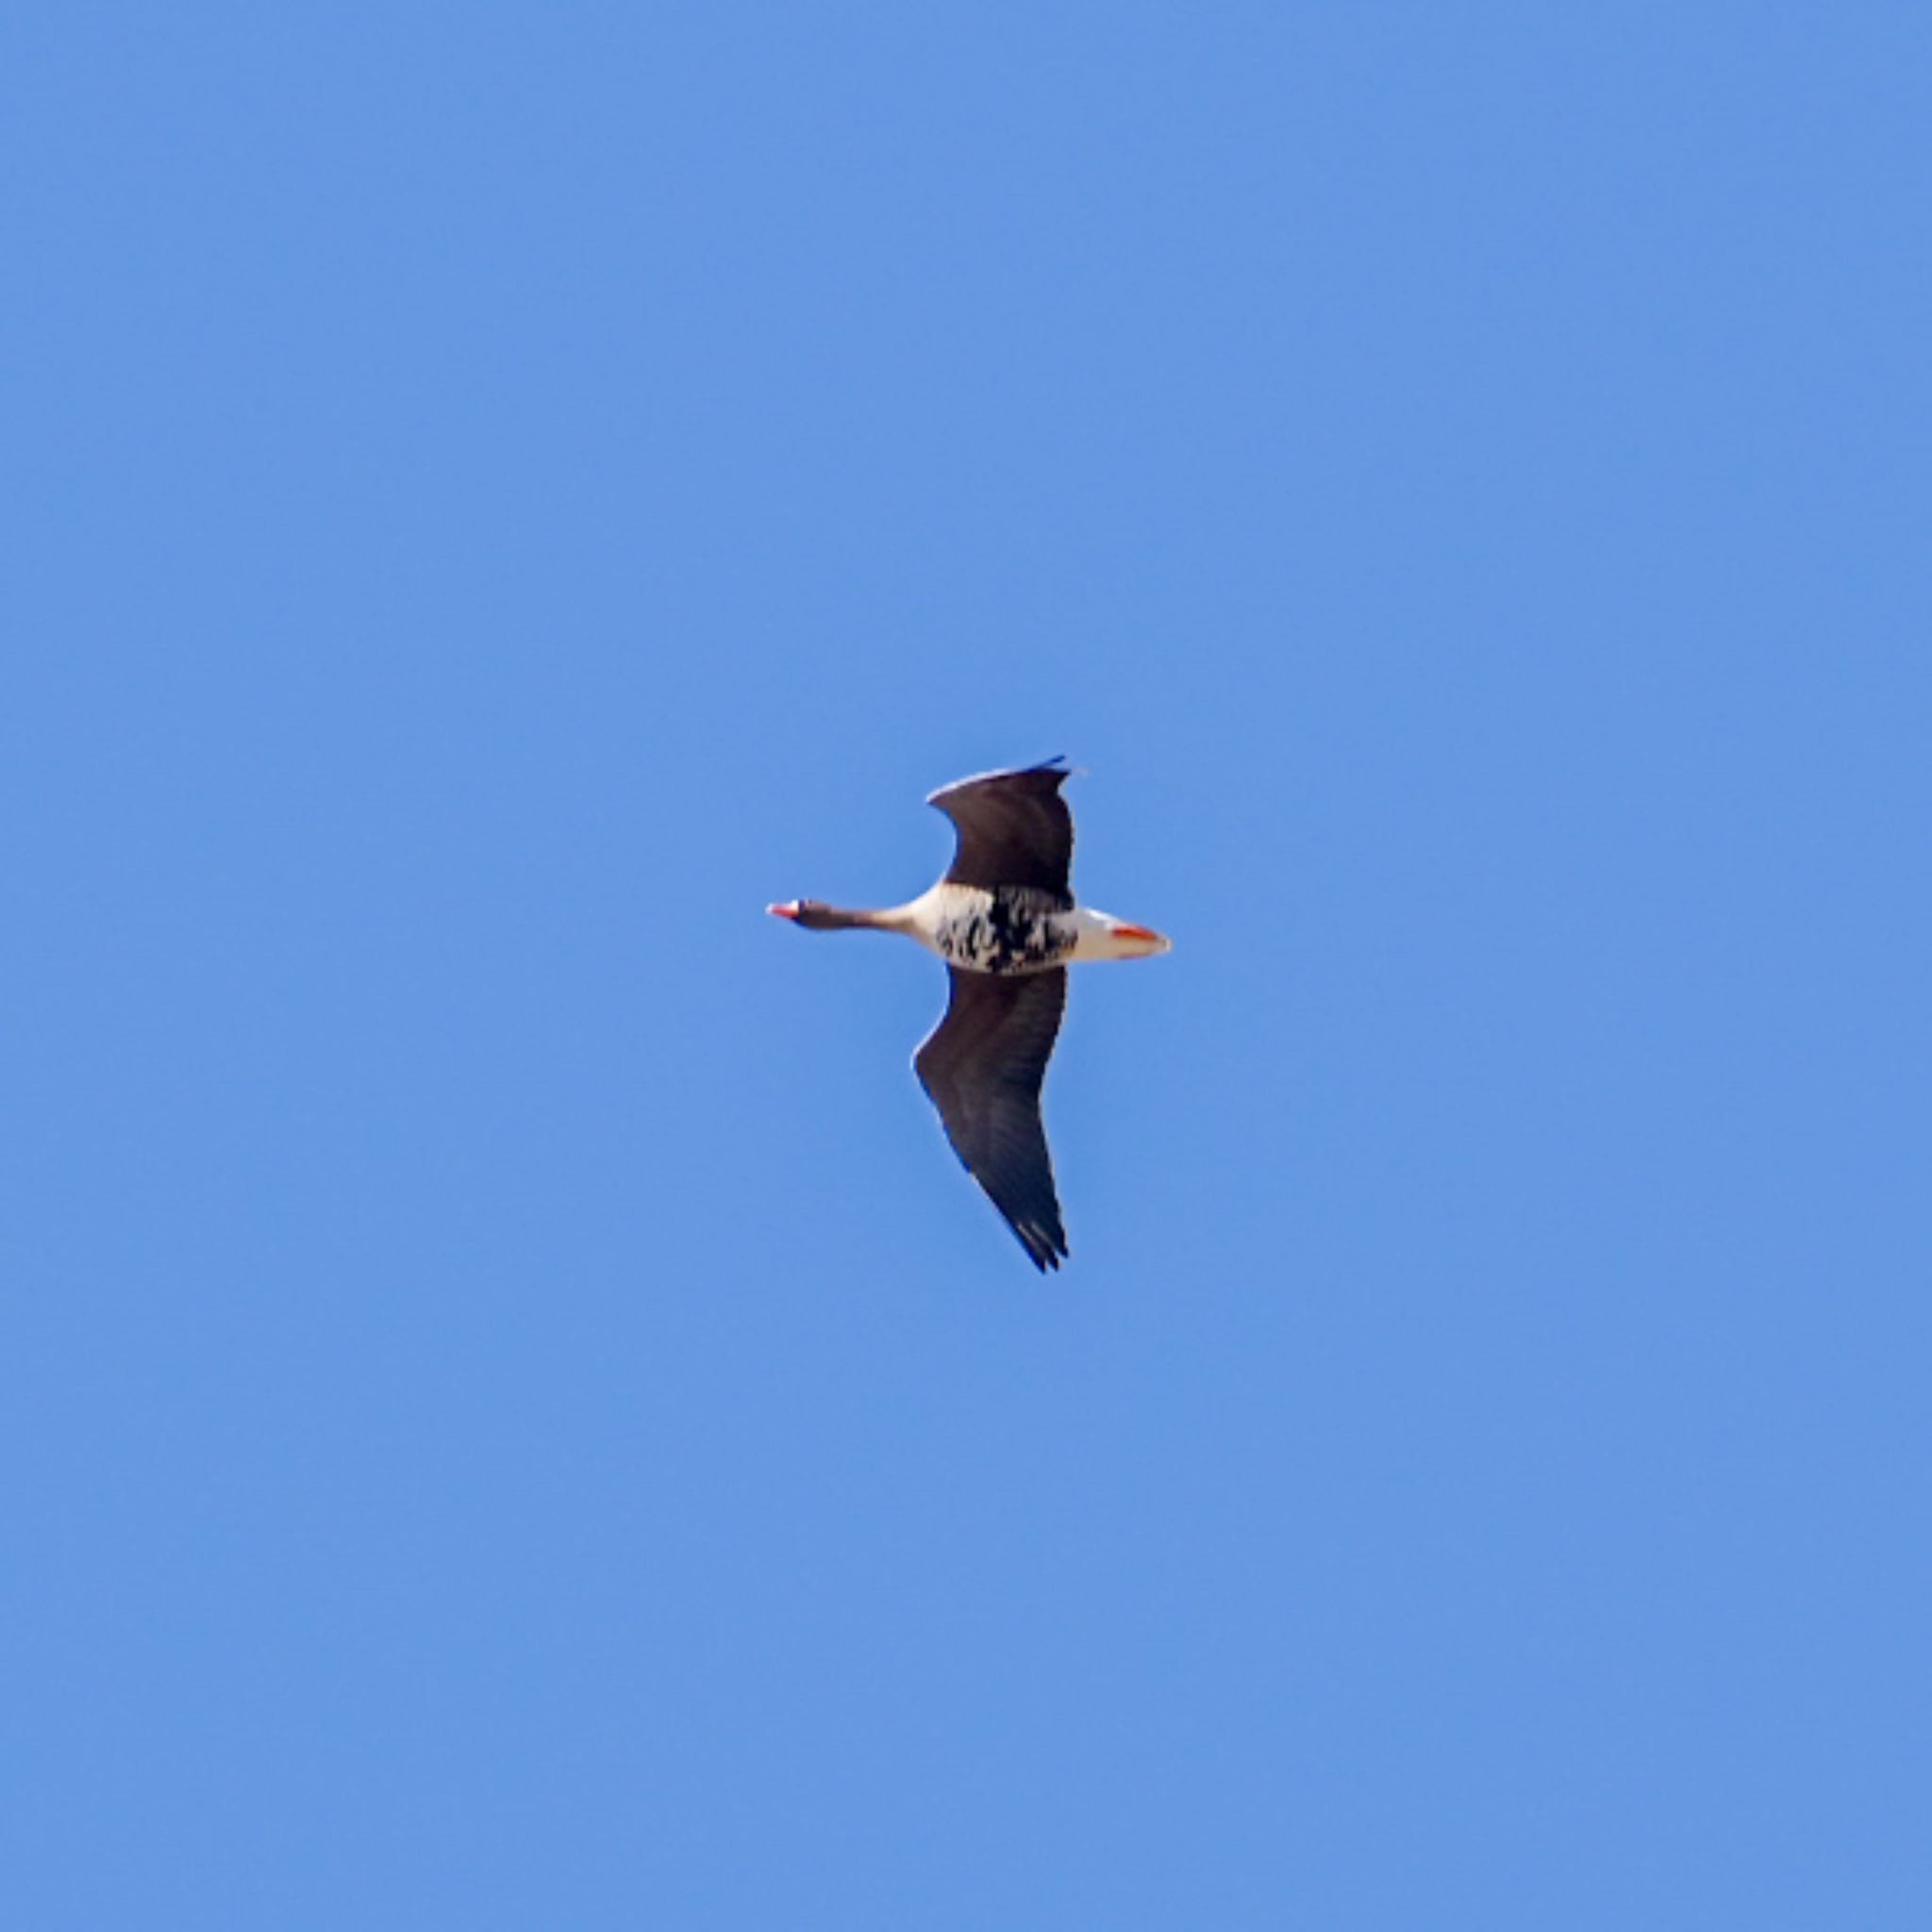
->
[915,886,1074,975]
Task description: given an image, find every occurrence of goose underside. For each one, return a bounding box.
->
[933,886,1074,975]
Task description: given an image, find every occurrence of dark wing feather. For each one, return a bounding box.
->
[914,967,1070,1271]
[926,758,1074,901]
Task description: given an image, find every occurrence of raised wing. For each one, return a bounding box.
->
[914,966,1070,1271]
[926,758,1074,902]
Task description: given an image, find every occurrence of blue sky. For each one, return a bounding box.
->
[5,5,1928,1925]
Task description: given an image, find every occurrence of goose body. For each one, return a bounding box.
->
[769,759,1171,1271]
[840,882,1165,975]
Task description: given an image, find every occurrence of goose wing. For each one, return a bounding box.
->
[914,966,1070,1271]
[927,758,1074,901]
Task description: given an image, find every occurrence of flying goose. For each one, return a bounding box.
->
[769,758,1170,1270]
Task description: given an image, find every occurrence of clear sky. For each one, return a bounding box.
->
[5,6,1928,1927]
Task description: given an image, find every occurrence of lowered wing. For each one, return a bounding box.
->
[914,966,1070,1270]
